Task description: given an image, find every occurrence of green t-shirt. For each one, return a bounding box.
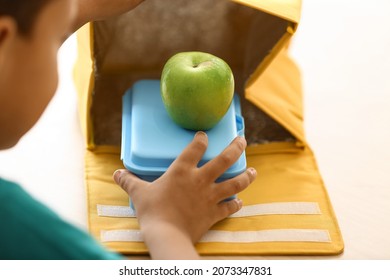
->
[0,178,123,260]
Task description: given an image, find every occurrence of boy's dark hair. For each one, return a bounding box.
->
[0,0,51,35]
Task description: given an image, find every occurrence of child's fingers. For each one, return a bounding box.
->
[172,131,208,167]
[200,136,246,182]
[213,168,257,201]
[215,198,243,221]
[113,169,148,196]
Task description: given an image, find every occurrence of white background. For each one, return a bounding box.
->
[1,0,389,259]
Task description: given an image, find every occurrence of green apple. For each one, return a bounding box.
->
[161,51,234,131]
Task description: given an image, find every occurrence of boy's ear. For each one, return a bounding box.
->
[0,16,17,66]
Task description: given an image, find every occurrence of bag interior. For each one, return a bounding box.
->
[91,0,295,145]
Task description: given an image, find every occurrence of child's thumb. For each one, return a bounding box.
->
[113,169,146,195]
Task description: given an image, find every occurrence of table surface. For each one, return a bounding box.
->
[1,0,389,259]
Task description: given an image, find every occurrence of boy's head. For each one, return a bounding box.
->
[0,0,51,35]
[0,0,76,149]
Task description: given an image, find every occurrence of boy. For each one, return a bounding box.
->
[0,0,256,259]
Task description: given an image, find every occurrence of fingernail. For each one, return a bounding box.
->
[113,169,123,183]
[236,198,243,209]
[248,167,257,177]
[195,131,207,137]
[236,136,247,147]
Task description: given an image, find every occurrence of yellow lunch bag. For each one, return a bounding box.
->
[74,0,344,256]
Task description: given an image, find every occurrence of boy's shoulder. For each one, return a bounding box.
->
[0,176,123,260]
[0,177,24,196]
[0,177,37,204]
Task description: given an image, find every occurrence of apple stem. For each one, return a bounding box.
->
[193,61,213,68]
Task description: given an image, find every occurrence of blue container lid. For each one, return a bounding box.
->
[121,79,246,180]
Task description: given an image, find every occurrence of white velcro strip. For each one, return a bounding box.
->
[97,204,136,218]
[101,229,143,242]
[200,229,331,243]
[100,229,331,243]
[96,202,320,218]
[230,202,321,217]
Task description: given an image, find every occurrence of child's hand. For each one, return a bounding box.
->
[113,131,256,259]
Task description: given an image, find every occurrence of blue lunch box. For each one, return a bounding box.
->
[121,80,246,208]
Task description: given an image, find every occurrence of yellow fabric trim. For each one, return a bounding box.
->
[245,48,305,144]
[85,146,146,254]
[232,0,301,23]
[74,23,95,150]
[245,28,296,89]
[246,141,303,156]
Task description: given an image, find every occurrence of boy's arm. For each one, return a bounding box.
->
[114,132,256,259]
[141,222,200,260]
[73,0,145,31]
